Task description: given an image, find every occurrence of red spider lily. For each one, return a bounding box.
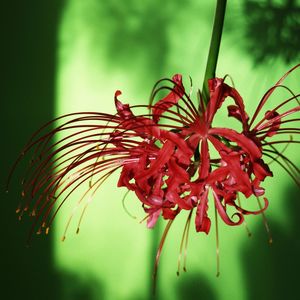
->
[150,76,271,232]
[7,65,300,280]
[149,66,300,277]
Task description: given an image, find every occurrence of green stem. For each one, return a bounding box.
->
[202,0,227,104]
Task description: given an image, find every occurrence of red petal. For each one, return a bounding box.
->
[209,127,262,159]
[147,209,162,228]
[207,78,249,130]
[195,189,211,234]
[235,197,269,215]
[199,139,210,180]
[114,90,133,119]
[135,140,173,180]
[213,190,244,226]
[152,74,185,122]
[264,110,281,137]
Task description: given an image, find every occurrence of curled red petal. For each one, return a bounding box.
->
[213,190,244,226]
[206,78,225,124]
[114,90,133,119]
[136,140,173,180]
[147,209,162,228]
[152,74,185,122]
[207,78,249,131]
[161,208,178,221]
[264,110,281,137]
[199,139,210,180]
[234,197,269,215]
[195,189,211,234]
[209,127,262,159]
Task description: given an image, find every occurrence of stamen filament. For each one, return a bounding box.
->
[214,204,220,277]
[153,219,173,294]
[257,197,272,244]
[237,194,252,237]
[122,190,137,219]
[177,210,193,276]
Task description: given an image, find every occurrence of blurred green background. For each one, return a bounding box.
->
[2,0,300,299]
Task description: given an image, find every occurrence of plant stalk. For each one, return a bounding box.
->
[202,0,227,104]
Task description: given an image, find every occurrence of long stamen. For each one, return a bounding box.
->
[177,210,193,276]
[266,142,300,178]
[122,190,137,219]
[183,209,193,272]
[255,106,300,132]
[263,152,300,187]
[251,89,300,130]
[214,204,220,277]
[267,137,292,166]
[153,219,173,294]
[150,80,199,118]
[61,166,118,241]
[256,197,272,244]
[134,102,195,125]
[75,195,93,235]
[249,64,300,127]
[237,194,252,237]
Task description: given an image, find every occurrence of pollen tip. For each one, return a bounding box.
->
[268,238,273,244]
[36,228,42,235]
[21,191,25,197]
[76,227,80,234]
[176,271,180,277]
[45,227,50,235]
[16,208,21,214]
[61,236,66,242]
[183,267,187,272]
[216,271,220,277]
[248,232,252,237]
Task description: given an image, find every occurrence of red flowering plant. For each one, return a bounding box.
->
[6,0,300,291]
[7,65,300,273]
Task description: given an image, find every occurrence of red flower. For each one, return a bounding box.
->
[7,65,300,279]
[150,75,271,233]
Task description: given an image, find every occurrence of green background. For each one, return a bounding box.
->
[2,0,300,299]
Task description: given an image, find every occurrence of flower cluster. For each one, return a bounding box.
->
[8,65,300,274]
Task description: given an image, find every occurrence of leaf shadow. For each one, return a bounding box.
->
[176,273,217,300]
[241,184,300,300]
[242,0,300,64]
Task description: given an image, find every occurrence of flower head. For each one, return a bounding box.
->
[8,65,300,278]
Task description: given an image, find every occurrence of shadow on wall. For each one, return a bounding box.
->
[242,184,300,300]
[59,271,104,300]
[83,0,199,83]
[176,273,217,300]
[243,0,300,64]
[2,1,64,299]
[98,0,170,71]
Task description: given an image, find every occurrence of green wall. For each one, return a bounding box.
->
[3,1,300,299]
